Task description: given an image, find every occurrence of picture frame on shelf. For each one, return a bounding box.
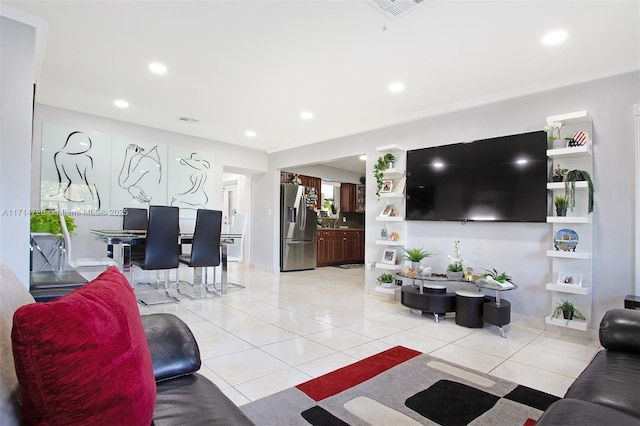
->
[381,248,397,265]
[380,204,394,217]
[381,179,394,193]
[557,273,582,286]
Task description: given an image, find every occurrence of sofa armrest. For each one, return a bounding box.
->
[599,308,640,354]
[141,313,201,382]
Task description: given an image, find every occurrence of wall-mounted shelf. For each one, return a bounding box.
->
[380,192,405,198]
[546,283,591,295]
[547,182,589,190]
[376,240,404,246]
[547,144,592,158]
[374,286,401,296]
[544,110,594,333]
[546,250,591,259]
[376,263,402,271]
[545,315,589,331]
[547,216,592,224]
[376,216,404,222]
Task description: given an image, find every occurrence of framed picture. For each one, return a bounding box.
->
[557,273,582,286]
[380,204,394,216]
[381,248,396,265]
[381,179,394,193]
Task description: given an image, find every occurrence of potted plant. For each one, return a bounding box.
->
[483,268,513,284]
[401,247,432,272]
[376,272,395,288]
[30,210,76,235]
[544,121,565,149]
[373,153,396,199]
[447,240,464,280]
[552,299,586,321]
[552,164,568,182]
[554,195,569,217]
[565,169,594,213]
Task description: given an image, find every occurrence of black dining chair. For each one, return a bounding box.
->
[177,209,222,299]
[131,205,180,305]
[123,207,148,262]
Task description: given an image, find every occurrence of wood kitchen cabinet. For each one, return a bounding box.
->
[316,229,364,266]
[340,183,366,213]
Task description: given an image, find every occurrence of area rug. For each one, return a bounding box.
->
[334,264,365,269]
[241,346,559,426]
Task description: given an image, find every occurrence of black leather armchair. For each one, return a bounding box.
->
[141,313,254,425]
[537,308,640,425]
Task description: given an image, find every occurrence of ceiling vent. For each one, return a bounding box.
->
[177,116,199,123]
[371,0,424,17]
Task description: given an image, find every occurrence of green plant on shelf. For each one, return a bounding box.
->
[373,153,396,200]
[376,272,394,285]
[552,299,586,321]
[554,195,569,210]
[565,169,594,213]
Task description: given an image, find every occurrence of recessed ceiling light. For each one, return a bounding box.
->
[114,99,129,108]
[542,29,568,46]
[245,130,256,138]
[300,111,313,120]
[388,81,405,93]
[148,62,167,74]
[359,155,367,161]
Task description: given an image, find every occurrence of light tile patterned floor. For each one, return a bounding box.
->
[134,265,600,406]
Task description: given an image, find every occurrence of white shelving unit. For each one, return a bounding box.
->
[373,144,407,294]
[544,110,594,332]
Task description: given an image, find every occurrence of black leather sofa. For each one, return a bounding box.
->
[142,313,254,425]
[537,308,640,425]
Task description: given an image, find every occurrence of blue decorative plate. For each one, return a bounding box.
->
[554,228,579,252]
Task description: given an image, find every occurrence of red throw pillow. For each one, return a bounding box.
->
[11,266,156,425]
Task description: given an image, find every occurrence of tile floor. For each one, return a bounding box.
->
[134,265,600,407]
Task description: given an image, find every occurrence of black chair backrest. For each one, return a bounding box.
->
[123,208,148,230]
[143,206,179,270]
[189,209,222,268]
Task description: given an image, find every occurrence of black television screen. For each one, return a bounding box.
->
[406,131,548,222]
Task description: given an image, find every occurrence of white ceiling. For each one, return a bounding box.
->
[5,0,640,164]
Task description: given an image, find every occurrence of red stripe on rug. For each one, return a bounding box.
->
[296,345,421,401]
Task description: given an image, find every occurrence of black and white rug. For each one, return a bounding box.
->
[241,346,558,425]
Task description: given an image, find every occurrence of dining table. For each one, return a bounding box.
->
[89,229,242,294]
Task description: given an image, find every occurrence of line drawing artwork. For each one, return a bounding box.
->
[171,153,210,209]
[118,144,162,203]
[52,131,102,208]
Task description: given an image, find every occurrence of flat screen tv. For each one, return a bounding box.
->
[406,130,548,222]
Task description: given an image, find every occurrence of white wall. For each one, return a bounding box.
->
[0,16,36,286]
[30,105,268,261]
[269,71,640,327]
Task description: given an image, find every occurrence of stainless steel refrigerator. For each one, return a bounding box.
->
[280,183,317,271]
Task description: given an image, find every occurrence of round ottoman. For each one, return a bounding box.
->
[455,290,485,328]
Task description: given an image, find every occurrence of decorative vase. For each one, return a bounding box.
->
[556,208,567,217]
[552,176,563,182]
[447,270,464,281]
[552,139,566,149]
[387,161,395,170]
[562,310,574,320]
[411,261,421,272]
[381,282,394,288]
